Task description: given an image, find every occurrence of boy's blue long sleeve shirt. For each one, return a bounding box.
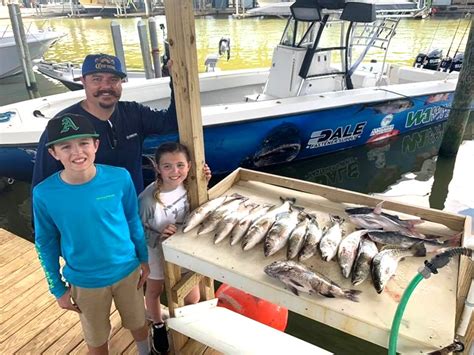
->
[33,165,148,298]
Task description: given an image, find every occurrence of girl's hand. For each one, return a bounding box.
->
[203,163,212,185]
[161,224,177,239]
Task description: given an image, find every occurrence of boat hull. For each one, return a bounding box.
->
[0,31,63,79]
[0,70,456,181]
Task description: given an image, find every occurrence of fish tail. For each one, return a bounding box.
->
[344,289,362,302]
[280,197,296,204]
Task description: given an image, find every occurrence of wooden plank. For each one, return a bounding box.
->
[0,266,48,308]
[0,256,42,292]
[162,178,464,353]
[0,301,67,353]
[164,0,207,209]
[0,228,15,244]
[15,307,81,354]
[0,237,33,266]
[239,169,466,231]
[171,272,204,304]
[108,326,134,353]
[0,247,40,280]
[167,301,331,354]
[208,168,242,200]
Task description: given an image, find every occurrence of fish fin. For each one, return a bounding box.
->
[330,215,344,224]
[344,289,362,302]
[443,232,462,247]
[318,289,336,298]
[288,286,299,296]
[380,244,400,251]
[280,197,297,204]
[411,241,427,257]
[373,201,384,215]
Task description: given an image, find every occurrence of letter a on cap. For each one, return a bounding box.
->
[60,116,80,133]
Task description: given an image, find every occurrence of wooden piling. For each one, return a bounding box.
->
[162,0,215,353]
[7,4,40,99]
[439,19,473,156]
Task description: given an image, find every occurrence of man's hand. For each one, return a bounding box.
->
[203,163,212,185]
[57,288,81,313]
[138,262,150,289]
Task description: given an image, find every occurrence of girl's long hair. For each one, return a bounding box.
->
[153,142,191,203]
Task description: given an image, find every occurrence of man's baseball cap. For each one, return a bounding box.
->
[46,114,99,147]
[81,53,127,78]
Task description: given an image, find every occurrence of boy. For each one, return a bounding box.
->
[33,113,150,355]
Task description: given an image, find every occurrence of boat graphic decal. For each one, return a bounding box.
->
[306,122,367,149]
[405,106,450,128]
[0,111,15,123]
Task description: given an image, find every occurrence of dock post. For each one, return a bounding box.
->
[137,20,154,79]
[7,4,40,99]
[110,20,128,80]
[148,18,162,78]
[163,0,215,352]
[439,19,473,156]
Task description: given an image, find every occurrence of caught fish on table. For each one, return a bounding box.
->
[351,237,378,286]
[299,215,323,261]
[230,203,274,246]
[337,229,368,278]
[183,193,244,233]
[242,198,295,251]
[366,231,460,254]
[371,242,426,294]
[264,260,361,302]
[214,202,259,244]
[319,216,344,262]
[264,209,301,257]
[197,197,248,235]
[345,201,425,238]
[287,217,310,260]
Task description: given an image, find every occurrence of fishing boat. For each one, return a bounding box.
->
[0,0,460,179]
[0,28,64,79]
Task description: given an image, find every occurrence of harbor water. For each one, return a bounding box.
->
[0,14,473,354]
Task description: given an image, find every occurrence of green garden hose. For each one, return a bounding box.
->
[387,247,473,355]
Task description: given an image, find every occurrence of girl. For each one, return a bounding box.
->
[138,142,211,354]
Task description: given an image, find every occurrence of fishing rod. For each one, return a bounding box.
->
[413,20,441,69]
[452,18,470,58]
[438,18,464,71]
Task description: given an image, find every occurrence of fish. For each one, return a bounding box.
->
[366,231,460,254]
[242,198,295,251]
[351,237,379,286]
[197,198,248,235]
[319,216,344,262]
[362,99,414,115]
[371,242,426,294]
[247,123,301,168]
[230,203,274,246]
[264,260,361,302]
[337,229,368,278]
[345,201,425,238]
[287,217,309,260]
[183,193,244,233]
[299,216,323,261]
[214,202,259,244]
[264,209,301,257]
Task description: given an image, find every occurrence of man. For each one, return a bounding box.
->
[32,53,178,194]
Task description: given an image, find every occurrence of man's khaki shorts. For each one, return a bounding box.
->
[70,267,146,347]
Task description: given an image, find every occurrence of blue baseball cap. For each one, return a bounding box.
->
[81,53,126,78]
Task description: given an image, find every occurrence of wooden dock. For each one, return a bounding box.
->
[0,229,136,354]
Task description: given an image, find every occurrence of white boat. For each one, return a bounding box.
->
[0,29,64,79]
[0,0,460,179]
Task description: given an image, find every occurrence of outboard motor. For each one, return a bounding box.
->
[413,52,427,68]
[438,56,452,72]
[218,37,231,61]
[450,52,463,72]
[423,49,443,70]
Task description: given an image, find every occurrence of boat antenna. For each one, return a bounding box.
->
[445,18,463,58]
[452,15,471,58]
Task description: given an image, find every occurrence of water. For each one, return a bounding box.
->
[0,15,472,354]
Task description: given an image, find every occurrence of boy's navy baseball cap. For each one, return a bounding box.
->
[81,53,127,78]
[46,114,99,147]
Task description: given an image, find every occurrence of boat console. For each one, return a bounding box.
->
[250,0,429,101]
